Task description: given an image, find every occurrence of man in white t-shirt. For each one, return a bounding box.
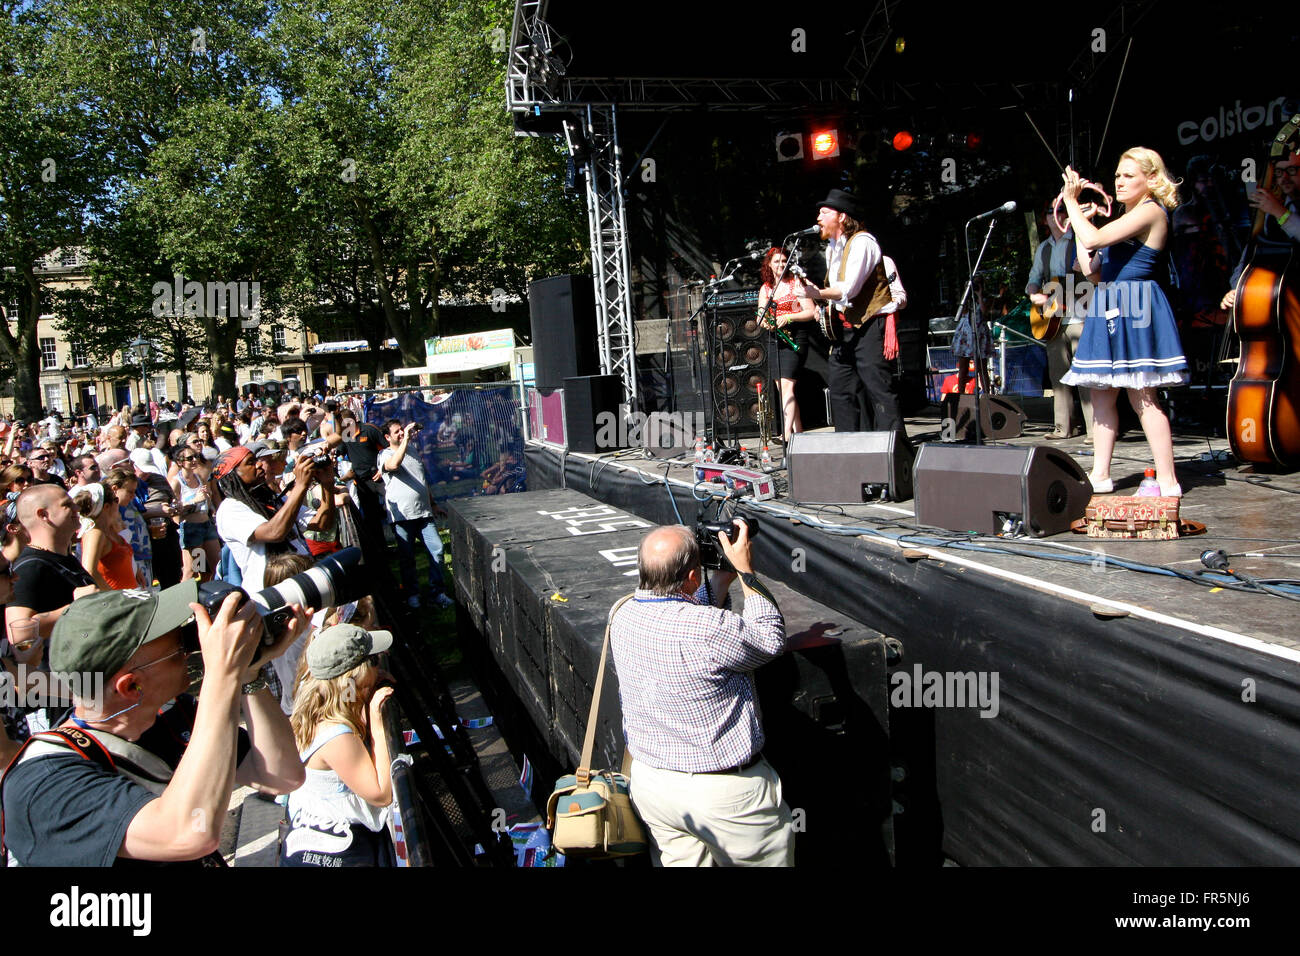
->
[377,418,451,609]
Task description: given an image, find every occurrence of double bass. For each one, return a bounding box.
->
[1226,115,1300,468]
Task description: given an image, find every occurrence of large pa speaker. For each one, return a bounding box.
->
[529,275,599,390]
[913,443,1091,537]
[787,431,913,502]
[563,374,623,454]
[940,393,1027,441]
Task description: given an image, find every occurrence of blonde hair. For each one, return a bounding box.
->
[290,659,375,752]
[1119,147,1181,210]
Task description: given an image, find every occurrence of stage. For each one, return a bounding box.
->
[509,408,1300,865]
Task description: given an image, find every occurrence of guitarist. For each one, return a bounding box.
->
[1027,200,1093,441]
[805,189,911,457]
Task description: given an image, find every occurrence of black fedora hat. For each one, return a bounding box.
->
[815,187,864,221]
[129,413,153,428]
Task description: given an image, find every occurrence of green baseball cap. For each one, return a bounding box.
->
[50,581,199,682]
[306,623,393,680]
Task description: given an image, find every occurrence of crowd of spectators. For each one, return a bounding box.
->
[0,385,486,868]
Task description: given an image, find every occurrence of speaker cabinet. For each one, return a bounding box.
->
[913,443,1091,537]
[787,431,913,503]
[529,275,599,390]
[708,302,773,437]
[563,374,623,454]
[940,393,1027,441]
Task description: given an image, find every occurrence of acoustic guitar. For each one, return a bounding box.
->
[1029,277,1065,341]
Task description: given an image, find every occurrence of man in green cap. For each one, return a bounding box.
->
[0,584,308,866]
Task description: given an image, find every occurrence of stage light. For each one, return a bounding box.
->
[894,36,905,54]
[775,131,803,162]
[966,131,983,150]
[812,129,840,160]
[892,130,914,151]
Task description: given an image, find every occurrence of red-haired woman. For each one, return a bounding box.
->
[756,247,817,441]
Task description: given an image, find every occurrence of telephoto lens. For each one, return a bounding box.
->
[196,547,367,646]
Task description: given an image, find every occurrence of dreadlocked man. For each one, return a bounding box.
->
[213,444,316,595]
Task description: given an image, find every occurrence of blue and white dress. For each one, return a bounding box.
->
[1060,239,1189,389]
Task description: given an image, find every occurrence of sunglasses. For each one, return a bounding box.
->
[179,454,199,462]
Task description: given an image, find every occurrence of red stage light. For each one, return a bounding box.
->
[966,132,982,150]
[892,130,914,151]
[812,129,840,159]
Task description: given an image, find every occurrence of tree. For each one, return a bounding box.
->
[273,0,586,368]
[0,1,109,418]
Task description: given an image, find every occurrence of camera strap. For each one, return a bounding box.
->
[1,725,116,864]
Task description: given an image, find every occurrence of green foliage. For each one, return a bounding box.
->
[7,0,585,405]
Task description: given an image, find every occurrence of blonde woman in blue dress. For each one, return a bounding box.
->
[1059,148,1189,497]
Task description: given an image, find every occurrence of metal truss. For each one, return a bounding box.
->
[568,105,637,410]
[1064,0,1159,90]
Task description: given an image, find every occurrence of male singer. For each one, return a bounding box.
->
[803,189,910,454]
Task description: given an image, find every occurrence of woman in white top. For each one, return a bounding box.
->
[282,623,397,867]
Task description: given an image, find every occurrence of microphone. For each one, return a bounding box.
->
[1200,549,1231,572]
[747,250,763,260]
[793,226,821,237]
[969,201,1017,221]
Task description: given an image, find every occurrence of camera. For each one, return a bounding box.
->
[695,515,759,571]
[189,547,367,654]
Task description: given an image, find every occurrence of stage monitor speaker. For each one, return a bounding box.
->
[787,431,913,503]
[641,410,700,459]
[940,393,1027,441]
[529,275,599,390]
[913,443,1091,537]
[563,374,623,454]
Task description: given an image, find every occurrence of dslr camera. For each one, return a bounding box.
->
[187,547,366,655]
[695,515,759,572]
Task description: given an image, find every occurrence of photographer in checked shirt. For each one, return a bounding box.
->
[609,521,794,866]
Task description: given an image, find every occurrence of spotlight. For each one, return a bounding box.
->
[894,37,905,54]
[775,131,803,162]
[811,129,840,160]
[892,130,914,151]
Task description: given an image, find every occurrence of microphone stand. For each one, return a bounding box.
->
[955,214,1004,445]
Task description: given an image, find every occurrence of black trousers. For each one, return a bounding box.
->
[826,316,909,442]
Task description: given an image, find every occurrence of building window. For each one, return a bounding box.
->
[40,337,58,370]
[44,383,62,413]
[151,375,168,402]
[70,340,88,368]
[272,325,286,351]
[248,332,262,357]
[250,369,264,384]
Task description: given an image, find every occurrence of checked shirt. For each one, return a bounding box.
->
[610,583,786,774]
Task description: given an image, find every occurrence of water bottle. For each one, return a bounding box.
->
[760,445,774,473]
[704,443,716,463]
[1136,468,1161,496]
[693,436,704,464]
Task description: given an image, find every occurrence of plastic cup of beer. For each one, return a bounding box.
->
[8,619,42,663]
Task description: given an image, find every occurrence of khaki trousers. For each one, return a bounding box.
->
[629,756,795,867]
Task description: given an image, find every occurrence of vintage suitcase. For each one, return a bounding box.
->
[1074,495,1183,539]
